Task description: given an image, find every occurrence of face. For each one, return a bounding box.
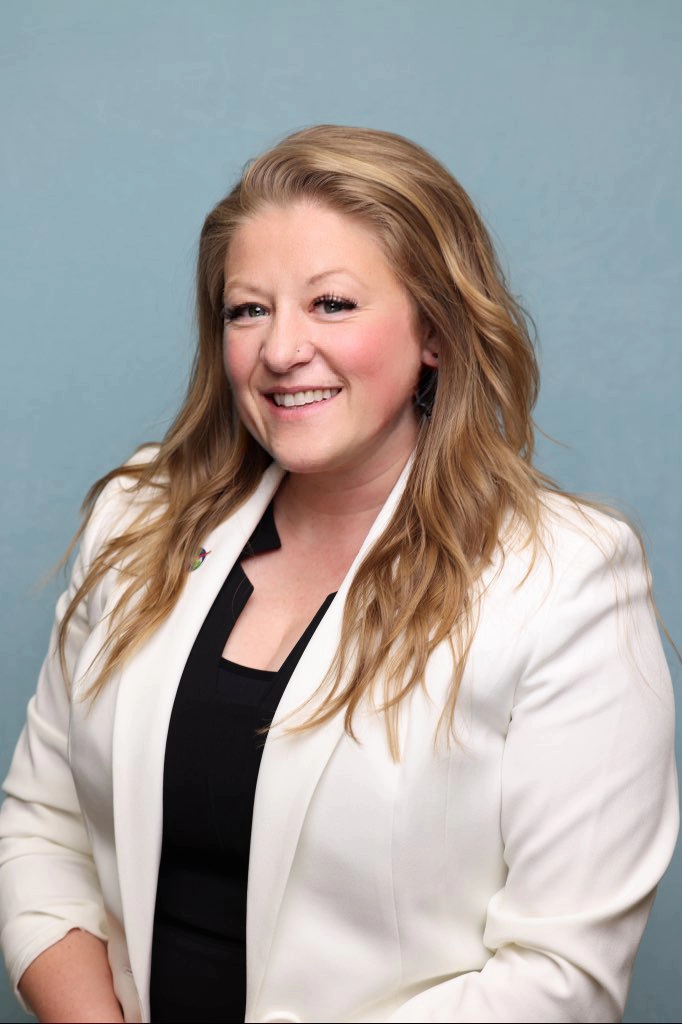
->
[222,201,438,483]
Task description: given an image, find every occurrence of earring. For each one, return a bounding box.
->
[414,366,438,418]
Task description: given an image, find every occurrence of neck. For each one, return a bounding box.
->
[274,449,413,547]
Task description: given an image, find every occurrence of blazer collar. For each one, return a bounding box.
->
[112,461,285,1019]
[246,456,413,1015]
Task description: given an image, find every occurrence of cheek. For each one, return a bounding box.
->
[340,318,422,385]
[223,333,252,390]
[222,337,261,432]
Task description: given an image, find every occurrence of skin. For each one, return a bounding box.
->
[222,200,439,670]
[18,929,124,1023]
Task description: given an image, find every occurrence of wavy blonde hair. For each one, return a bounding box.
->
[59,125,610,755]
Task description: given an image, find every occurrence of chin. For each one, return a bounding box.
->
[268,443,352,477]
[275,456,338,476]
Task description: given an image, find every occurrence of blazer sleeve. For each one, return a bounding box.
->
[0,469,145,1005]
[388,518,679,1023]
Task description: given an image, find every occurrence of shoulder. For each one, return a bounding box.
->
[501,489,642,582]
[537,489,634,551]
[80,443,165,563]
[469,493,673,736]
[479,490,651,640]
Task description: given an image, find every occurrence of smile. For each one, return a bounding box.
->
[271,388,340,408]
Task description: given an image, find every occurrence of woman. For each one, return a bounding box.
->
[0,125,677,1024]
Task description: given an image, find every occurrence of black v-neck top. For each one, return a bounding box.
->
[149,502,334,1023]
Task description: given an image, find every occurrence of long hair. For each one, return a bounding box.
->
[58,125,608,755]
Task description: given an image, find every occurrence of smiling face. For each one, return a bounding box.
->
[222,201,438,484]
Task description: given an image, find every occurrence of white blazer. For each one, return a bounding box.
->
[0,455,678,1024]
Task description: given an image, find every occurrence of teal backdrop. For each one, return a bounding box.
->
[1,2,680,1021]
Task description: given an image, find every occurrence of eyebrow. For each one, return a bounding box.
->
[223,280,268,299]
[306,268,361,286]
[224,268,361,296]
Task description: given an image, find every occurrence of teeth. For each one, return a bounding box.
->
[272,388,340,407]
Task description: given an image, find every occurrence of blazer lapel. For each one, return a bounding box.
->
[111,462,285,1019]
[246,458,412,1015]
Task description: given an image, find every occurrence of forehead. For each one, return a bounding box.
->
[224,200,396,284]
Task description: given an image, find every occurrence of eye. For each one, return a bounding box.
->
[312,294,357,315]
[221,303,269,323]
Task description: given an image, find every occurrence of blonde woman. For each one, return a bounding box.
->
[0,126,677,1024]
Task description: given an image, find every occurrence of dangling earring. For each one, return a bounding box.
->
[414,365,438,418]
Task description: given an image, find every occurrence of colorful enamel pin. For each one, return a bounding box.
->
[189,547,210,571]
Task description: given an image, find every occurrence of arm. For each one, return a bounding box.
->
[389,519,678,1023]
[18,929,124,1023]
[0,483,127,1019]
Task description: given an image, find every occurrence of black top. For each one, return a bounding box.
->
[150,502,334,1023]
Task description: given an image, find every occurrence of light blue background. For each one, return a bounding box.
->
[1,1,680,1020]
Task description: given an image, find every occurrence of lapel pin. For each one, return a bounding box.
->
[189,547,210,571]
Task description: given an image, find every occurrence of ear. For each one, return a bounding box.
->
[420,321,440,369]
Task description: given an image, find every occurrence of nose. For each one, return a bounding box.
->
[260,309,314,374]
